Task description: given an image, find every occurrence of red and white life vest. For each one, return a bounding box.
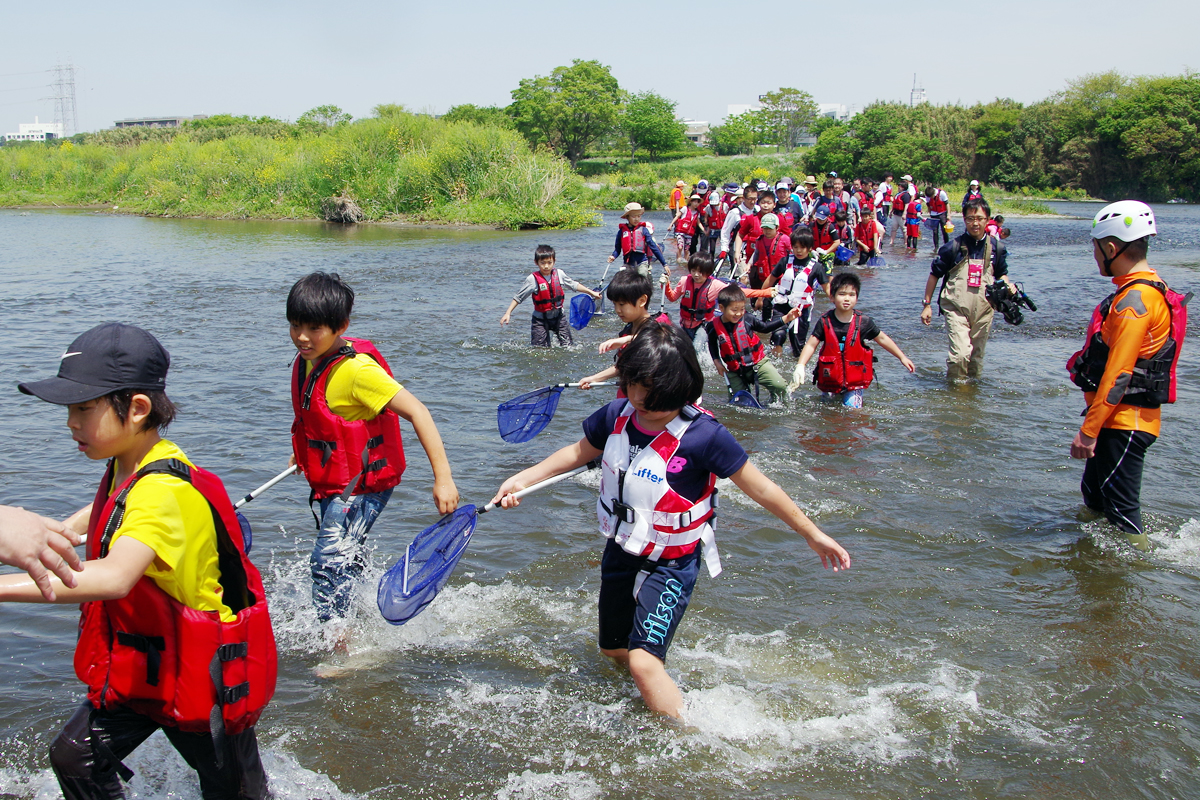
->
[675,207,700,237]
[855,189,874,215]
[291,338,406,501]
[713,318,765,373]
[927,190,947,214]
[815,311,875,392]
[596,403,721,576]
[620,221,650,255]
[678,275,727,328]
[703,204,726,233]
[75,458,277,740]
[774,255,819,310]
[531,270,565,313]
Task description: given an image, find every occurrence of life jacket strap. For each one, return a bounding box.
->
[307,439,338,468]
[115,632,166,686]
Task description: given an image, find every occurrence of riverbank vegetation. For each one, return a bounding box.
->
[0,108,595,229]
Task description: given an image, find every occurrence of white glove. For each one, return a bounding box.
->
[787,362,809,394]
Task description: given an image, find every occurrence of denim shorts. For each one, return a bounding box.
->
[597,538,700,662]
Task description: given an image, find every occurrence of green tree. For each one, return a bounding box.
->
[372,104,408,118]
[708,112,758,156]
[443,104,515,129]
[623,91,687,160]
[508,60,624,167]
[805,120,855,176]
[297,105,352,131]
[758,88,819,152]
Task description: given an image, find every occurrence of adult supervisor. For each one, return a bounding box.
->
[0,505,82,601]
[1067,201,1179,549]
[920,197,1012,379]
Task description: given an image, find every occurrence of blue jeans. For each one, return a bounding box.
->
[311,488,393,621]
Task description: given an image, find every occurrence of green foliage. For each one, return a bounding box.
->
[372,104,408,118]
[623,92,687,160]
[708,113,758,156]
[757,88,819,152]
[0,111,594,229]
[442,104,515,129]
[509,59,624,167]
[297,105,353,131]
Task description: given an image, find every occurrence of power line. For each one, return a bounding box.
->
[50,63,77,136]
[0,69,54,79]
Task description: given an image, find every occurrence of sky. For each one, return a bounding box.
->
[3,0,1198,137]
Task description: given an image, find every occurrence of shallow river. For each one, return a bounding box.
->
[1,202,1198,800]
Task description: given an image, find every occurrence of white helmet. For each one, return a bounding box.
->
[1091,200,1156,242]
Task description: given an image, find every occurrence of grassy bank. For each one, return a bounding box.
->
[0,113,597,229]
[572,154,806,210]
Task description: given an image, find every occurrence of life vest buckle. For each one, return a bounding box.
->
[611,499,636,525]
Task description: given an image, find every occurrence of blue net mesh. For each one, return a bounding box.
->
[236,511,253,554]
[497,386,564,443]
[866,255,887,267]
[729,390,763,409]
[569,294,596,330]
[377,506,477,624]
[835,245,854,262]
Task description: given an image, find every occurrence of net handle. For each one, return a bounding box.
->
[481,460,599,513]
[559,381,613,388]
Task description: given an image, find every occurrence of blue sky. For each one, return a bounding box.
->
[3,0,1197,137]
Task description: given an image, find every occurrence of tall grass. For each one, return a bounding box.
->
[0,114,597,229]
[573,154,808,210]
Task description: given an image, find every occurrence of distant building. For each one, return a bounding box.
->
[3,117,65,143]
[113,115,208,128]
[681,119,709,146]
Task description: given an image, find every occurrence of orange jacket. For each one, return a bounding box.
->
[1080,269,1171,438]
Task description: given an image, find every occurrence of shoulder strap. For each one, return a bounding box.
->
[300,344,355,411]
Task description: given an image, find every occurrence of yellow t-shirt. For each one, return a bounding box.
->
[109,439,235,622]
[305,352,403,421]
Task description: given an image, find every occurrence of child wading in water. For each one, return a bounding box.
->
[501,244,601,347]
[706,284,800,405]
[578,270,670,389]
[793,272,915,407]
[289,272,459,624]
[8,323,274,798]
[492,323,850,719]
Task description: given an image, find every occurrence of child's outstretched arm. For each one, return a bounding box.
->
[491,438,603,508]
[578,365,618,389]
[729,462,850,571]
[499,298,520,326]
[788,334,821,391]
[0,535,156,605]
[386,388,459,514]
[872,333,915,373]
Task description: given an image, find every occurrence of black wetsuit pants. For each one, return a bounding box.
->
[1081,428,1157,537]
[50,702,268,800]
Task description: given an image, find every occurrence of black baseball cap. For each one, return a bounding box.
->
[18,322,170,405]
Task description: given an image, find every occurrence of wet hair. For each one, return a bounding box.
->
[286,271,354,330]
[962,197,991,219]
[106,388,178,433]
[834,210,848,224]
[534,244,556,262]
[717,283,746,308]
[606,269,653,307]
[790,226,815,250]
[615,322,704,411]
[823,179,836,191]
[829,272,861,296]
[687,251,716,276]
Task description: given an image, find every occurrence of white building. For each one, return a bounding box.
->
[681,119,709,146]
[113,115,207,128]
[3,117,65,143]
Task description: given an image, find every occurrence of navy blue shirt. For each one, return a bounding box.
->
[930,234,1008,279]
[583,399,748,501]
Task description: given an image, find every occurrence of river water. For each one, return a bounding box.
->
[0,202,1197,800]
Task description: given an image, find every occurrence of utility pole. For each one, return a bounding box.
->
[910,74,927,107]
[50,63,78,136]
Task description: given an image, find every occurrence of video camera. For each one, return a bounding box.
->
[986,280,1038,325]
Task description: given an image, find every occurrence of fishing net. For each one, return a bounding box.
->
[866,255,887,267]
[729,390,763,409]
[497,385,565,443]
[236,511,253,554]
[570,294,596,330]
[377,506,477,625]
[835,245,854,262]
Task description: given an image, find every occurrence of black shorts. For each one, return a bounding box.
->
[597,538,700,662]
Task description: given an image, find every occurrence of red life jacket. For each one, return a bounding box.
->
[679,275,727,328]
[905,199,921,221]
[928,190,947,214]
[675,207,700,236]
[892,192,906,213]
[531,270,565,313]
[75,458,276,740]
[813,221,837,250]
[1067,278,1191,407]
[854,218,876,250]
[750,234,789,284]
[855,189,873,213]
[291,338,406,501]
[620,221,650,255]
[830,223,851,245]
[881,185,893,206]
[815,311,875,392]
[774,208,795,235]
[703,204,726,233]
[714,318,764,372]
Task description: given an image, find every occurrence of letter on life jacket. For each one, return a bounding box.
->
[531,269,565,314]
[1067,278,1191,407]
[620,222,649,256]
[75,458,276,746]
[292,338,406,501]
[597,402,721,576]
[815,311,875,393]
[714,318,765,373]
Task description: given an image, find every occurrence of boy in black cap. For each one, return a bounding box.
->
[6,322,273,800]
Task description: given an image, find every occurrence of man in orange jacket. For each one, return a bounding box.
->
[1068,201,1176,549]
